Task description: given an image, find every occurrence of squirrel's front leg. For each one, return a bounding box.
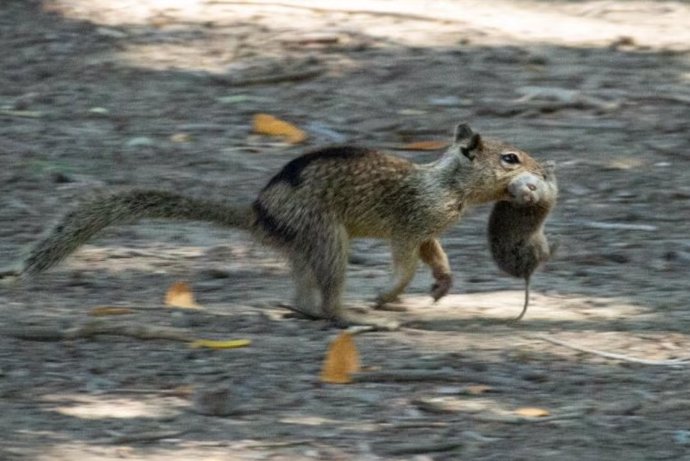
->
[374,240,419,307]
[419,238,453,302]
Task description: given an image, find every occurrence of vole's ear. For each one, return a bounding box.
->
[543,160,556,180]
[454,123,482,161]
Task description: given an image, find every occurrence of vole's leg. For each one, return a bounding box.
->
[375,239,419,307]
[419,238,452,302]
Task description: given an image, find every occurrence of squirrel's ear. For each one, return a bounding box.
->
[454,123,481,161]
[454,123,474,143]
[543,160,556,178]
[461,134,481,161]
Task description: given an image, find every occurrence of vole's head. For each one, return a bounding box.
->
[448,123,548,204]
[507,161,558,206]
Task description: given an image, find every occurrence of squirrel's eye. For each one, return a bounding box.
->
[501,153,520,165]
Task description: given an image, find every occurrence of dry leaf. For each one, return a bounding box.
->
[169,385,195,398]
[399,140,448,151]
[320,332,361,384]
[170,132,191,143]
[515,407,550,418]
[88,306,134,316]
[189,339,251,349]
[252,113,307,144]
[165,281,201,309]
[465,384,494,395]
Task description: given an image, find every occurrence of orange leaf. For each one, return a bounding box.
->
[189,339,251,349]
[399,140,448,151]
[252,113,307,144]
[320,332,361,384]
[465,384,493,395]
[170,132,191,143]
[88,306,134,316]
[169,385,195,398]
[165,281,201,309]
[515,407,550,418]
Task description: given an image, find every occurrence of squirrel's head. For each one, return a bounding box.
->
[447,122,549,204]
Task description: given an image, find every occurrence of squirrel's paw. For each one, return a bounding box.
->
[430,273,452,302]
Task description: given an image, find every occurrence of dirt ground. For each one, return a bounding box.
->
[1,0,689,459]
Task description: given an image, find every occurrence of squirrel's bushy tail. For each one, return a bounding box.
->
[22,189,253,275]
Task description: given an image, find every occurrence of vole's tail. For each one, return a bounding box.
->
[22,189,253,275]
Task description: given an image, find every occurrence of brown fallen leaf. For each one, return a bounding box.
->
[189,339,251,349]
[515,407,550,418]
[398,140,448,151]
[169,385,195,398]
[252,113,307,144]
[465,384,494,395]
[88,306,135,317]
[165,281,202,309]
[170,132,191,143]
[320,332,361,384]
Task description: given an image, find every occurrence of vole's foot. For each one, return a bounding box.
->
[430,273,452,302]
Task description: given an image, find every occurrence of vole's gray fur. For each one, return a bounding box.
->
[488,162,558,321]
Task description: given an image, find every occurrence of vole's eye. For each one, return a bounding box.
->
[501,153,520,165]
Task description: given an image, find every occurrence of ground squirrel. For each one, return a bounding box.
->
[14,123,549,326]
[488,162,558,321]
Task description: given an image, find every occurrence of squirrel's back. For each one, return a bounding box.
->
[251,146,458,241]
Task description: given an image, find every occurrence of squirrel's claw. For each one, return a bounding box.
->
[430,273,452,302]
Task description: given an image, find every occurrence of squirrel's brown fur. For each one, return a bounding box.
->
[18,123,548,326]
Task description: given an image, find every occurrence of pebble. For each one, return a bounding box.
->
[50,171,73,183]
[125,136,155,148]
[192,386,252,416]
[673,430,690,445]
[428,96,462,107]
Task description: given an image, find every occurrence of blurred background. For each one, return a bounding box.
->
[1,1,689,460]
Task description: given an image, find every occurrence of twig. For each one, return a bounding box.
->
[0,109,43,118]
[109,430,188,444]
[380,441,462,456]
[242,440,313,449]
[211,68,323,86]
[578,220,657,232]
[7,321,194,342]
[533,334,690,367]
[352,370,464,383]
[206,1,459,24]
[525,120,626,130]
[353,369,535,389]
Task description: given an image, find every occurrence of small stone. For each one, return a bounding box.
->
[604,253,630,264]
[50,171,73,183]
[201,268,231,279]
[428,96,462,107]
[88,107,110,116]
[125,136,155,148]
[192,386,250,416]
[170,311,206,328]
[674,430,690,445]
